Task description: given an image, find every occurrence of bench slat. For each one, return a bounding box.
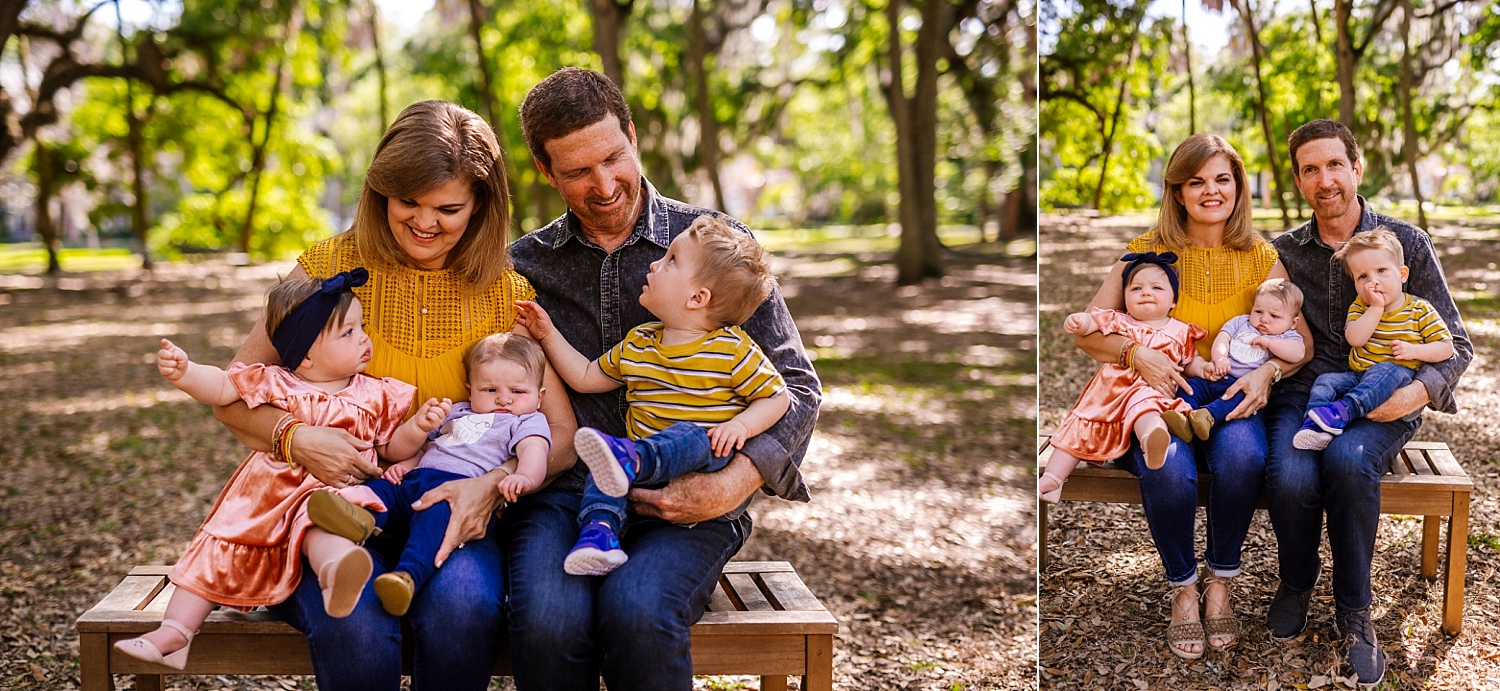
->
[1428,446,1467,478]
[759,571,826,611]
[1406,448,1436,476]
[726,573,775,611]
[722,561,796,574]
[85,574,166,615]
[708,578,737,613]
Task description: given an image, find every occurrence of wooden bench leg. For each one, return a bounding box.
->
[135,675,165,691]
[1441,491,1470,636]
[1421,515,1440,579]
[77,633,114,691]
[761,675,788,691]
[803,633,833,691]
[1040,500,1049,570]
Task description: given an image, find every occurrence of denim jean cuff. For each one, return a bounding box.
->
[1168,570,1199,588]
[1208,565,1242,579]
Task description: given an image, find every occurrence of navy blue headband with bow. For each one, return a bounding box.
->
[1120,251,1179,301]
[272,268,368,370]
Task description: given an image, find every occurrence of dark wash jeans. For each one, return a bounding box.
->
[360,467,469,593]
[1307,361,1415,419]
[1265,390,1418,611]
[1114,414,1268,584]
[266,516,506,691]
[502,489,743,691]
[581,422,734,532]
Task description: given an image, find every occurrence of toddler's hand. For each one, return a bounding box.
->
[1209,358,1231,380]
[1391,341,1410,359]
[708,421,750,457]
[157,339,190,381]
[1364,283,1387,308]
[383,464,410,484]
[1062,313,1088,335]
[413,398,453,433]
[514,301,555,342]
[497,473,535,503]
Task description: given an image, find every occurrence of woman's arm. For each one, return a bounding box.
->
[1072,259,1188,397]
[211,263,378,487]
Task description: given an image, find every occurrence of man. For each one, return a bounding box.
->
[1263,119,1470,687]
[504,67,821,690]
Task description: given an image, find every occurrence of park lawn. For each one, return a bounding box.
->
[0,244,140,273]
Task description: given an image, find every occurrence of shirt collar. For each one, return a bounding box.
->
[1290,195,1374,247]
[547,178,670,251]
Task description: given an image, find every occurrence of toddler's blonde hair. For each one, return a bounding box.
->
[1332,226,1404,273]
[686,215,776,327]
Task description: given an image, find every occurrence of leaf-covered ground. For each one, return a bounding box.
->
[1038,213,1500,690]
[0,240,1037,690]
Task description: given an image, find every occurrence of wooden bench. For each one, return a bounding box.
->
[77,560,837,691]
[1038,435,1472,635]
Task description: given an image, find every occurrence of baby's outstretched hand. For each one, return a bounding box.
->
[413,398,452,433]
[1062,312,1093,335]
[708,421,749,457]
[157,339,190,381]
[513,301,555,341]
[497,473,535,502]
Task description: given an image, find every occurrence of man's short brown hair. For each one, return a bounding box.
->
[686,215,775,327]
[464,332,547,386]
[1255,277,1304,314]
[264,276,356,342]
[1332,226,1404,273]
[1287,119,1361,174]
[519,68,633,171]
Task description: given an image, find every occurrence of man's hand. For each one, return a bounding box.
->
[629,454,763,524]
[513,301,556,343]
[413,473,504,567]
[1222,364,1274,420]
[292,426,379,488]
[157,339,191,381]
[1367,381,1429,421]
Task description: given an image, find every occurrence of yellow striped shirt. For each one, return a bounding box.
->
[599,323,786,440]
[1347,294,1451,371]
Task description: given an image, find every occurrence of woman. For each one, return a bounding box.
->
[213,101,577,690]
[1071,134,1312,658]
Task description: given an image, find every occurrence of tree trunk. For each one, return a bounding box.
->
[466,0,501,129]
[688,0,725,211]
[910,0,946,276]
[367,0,388,129]
[1230,0,1292,229]
[1335,0,1356,126]
[1183,0,1195,134]
[238,8,300,255]
[34,139,60,274]
[125,82,152,270]
[1399,0,1426,229]
[887,0,923,284]
[591,0,632,89]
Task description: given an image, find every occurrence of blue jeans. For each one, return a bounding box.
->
[503,489,744,691]
[1179,376,1245,423]
[1266,391,1418,611]
[580,422,733,532]
[1114,414,1268,584]
[361,467,467,593]
[1307,361,1416,418]
[266,515,506,691]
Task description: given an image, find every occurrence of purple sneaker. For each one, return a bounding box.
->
[1292,417,1334,451]
[575,427,640,498]
[1308,400,1353,435]
[564,521,629,576]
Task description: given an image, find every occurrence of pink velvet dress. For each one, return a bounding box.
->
[168,363,415,609]
[1051,308,1207,463]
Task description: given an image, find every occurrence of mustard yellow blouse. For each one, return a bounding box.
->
[1126,231,1279,360]
[298,234,535,405]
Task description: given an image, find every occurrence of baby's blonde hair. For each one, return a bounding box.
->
[1255,278,1304,314]
[464,333,546,386]
[1332,226,1404,273]
[686,215,776,327]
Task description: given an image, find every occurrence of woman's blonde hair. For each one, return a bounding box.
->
[1152,134,1260,252]
[351,101,511,288]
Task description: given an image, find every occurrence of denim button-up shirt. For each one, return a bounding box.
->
[508,179,821,523]
[1270,197,1471,415]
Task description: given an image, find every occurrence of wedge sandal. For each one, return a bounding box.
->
[1166,583,1205,660]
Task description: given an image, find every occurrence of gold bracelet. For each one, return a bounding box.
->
[270,414,295,465]
[282,422,304,471]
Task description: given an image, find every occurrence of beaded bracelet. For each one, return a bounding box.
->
[270,414,296,465]
[281,422,305,471]
[1120,342,1139,370]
